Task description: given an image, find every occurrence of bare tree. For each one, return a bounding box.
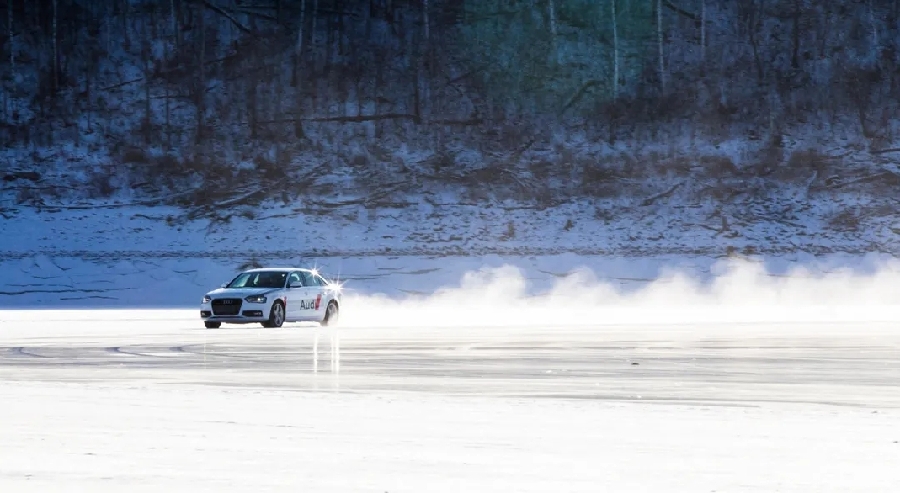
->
[420,0,430,118]
[171,0,179,49]
[295,0,306,81]
[612,0,619,96]
[195,0,206,144]
[142,23,153,146]
[164,0,175,149]
[7,0,13,69]
[5,0,12,128]
[548,0,558,64]
[790,0,803,69]
[293,0,307,137]
[52,0,58,91]
[740,0,765,86]
[310,0,319,111]
[423,0,430,43]
[657,0,665,94]
[700,0,706,63]
[868,0,878,58]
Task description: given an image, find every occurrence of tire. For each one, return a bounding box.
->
[205,321,221,329]
[320,301,339,327]
[261,301,285,328]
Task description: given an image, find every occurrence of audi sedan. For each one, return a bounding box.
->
[200,268,341,329]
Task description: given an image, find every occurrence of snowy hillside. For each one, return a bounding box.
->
[2,0,899,207]
[3,195,900,308]
[2,1,900,307]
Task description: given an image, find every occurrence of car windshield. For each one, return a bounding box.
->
[226,271,288,289]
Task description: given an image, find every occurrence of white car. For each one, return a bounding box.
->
[200,268,341,329]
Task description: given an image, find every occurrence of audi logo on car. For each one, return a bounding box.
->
[222,300,234,305]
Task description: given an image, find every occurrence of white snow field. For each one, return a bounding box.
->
[1,300,900,492]
[3,250,900,491]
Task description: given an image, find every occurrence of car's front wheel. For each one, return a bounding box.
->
[320,301,339,327]
[261,301,285,328]
[205,321,221,329]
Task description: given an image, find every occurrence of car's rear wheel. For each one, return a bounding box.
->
[261,301,285,328]
[320,301,339,327]
[205,321,221,329]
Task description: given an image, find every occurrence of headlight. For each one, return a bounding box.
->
[202,295,211,303]
[245,295,267,303]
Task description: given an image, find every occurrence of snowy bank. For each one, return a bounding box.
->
[3,200,900,308]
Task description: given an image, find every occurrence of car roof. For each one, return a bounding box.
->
[243,267,317,274]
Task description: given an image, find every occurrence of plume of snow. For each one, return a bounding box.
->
[338,258,900,329]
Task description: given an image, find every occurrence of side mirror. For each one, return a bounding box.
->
[289,282,303,289]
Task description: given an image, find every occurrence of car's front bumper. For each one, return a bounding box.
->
[201,299,270,323]
[200,310,268,322]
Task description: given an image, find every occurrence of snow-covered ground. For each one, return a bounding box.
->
[5,188,900,258]
[3,200,900,308]
[5,246,900,309]
[0,313,898,492]
[4,193,900,491]
[5,380,895,493]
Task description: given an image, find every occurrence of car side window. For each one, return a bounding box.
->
[288,272,302,287]
[299,271,315,287]
[314,275,327,286]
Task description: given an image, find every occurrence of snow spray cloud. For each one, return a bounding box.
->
[337,258,900,329]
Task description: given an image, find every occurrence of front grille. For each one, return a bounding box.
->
[211,298,242,315]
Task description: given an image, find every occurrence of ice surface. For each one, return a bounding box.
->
[3,193,900,491]
[0,311,898,492]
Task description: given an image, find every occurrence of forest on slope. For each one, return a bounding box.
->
[1,0,899,211]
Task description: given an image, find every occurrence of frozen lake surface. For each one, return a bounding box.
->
[1,311,898,492]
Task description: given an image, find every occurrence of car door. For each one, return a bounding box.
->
[297,270,316,320]
[305,272,328,320]
[291,270,316,321]
[285,271,308,321]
